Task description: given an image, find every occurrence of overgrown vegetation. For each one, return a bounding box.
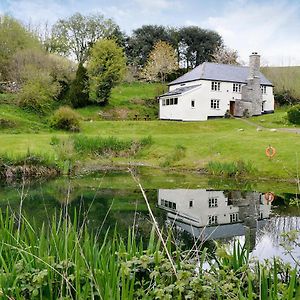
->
[207,160,257,177]
[50,106,81,131]
[287,104,300,125]
[0,209,298,299]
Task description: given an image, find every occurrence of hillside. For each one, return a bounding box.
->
[261,66,300,98]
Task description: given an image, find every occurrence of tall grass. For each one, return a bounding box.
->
[207,160,257,177]
[0,208,298,299]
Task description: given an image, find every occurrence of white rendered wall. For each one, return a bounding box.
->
[160,80,274,121]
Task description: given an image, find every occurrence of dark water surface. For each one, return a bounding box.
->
[1,169,299,262]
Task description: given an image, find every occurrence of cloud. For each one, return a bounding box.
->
[134,0,181,10]
[203,0,300,65]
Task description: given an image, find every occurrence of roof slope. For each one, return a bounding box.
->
[169,62,273,86]
[160,85,200,97]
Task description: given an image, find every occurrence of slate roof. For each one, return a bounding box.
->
[160,85,200,97]
[169,62,273,86]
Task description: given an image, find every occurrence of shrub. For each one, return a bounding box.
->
[18,77,59,114]
[275,90,299,106]
[287,104,300,125]
[50,106,80,131]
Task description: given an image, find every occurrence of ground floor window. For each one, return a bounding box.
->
[211,99,220,109]
[162,97,178,106]
[191,100,195,108]
[208,215,218,225]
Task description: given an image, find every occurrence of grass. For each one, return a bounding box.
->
[1,115,300,179]
[76,82,166,120]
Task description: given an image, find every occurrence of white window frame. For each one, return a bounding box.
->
[208,197,218,208]
[230,213,238,223]
[211,81,220,91]
[174,98,178,105]
[191,100,195,108]
[208,215,218,225]
[261,85,267,94]
[162,99,166,106]
[233,83,241,93]
[210,99,220,109]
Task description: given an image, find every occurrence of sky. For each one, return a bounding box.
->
[1,0,300,66]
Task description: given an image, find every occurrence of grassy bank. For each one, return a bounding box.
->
[1,116,300,180]
[0,209,298,299]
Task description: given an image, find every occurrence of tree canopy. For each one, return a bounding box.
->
[142,41,178,83]
[48,13,120,63]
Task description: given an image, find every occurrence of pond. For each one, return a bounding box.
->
[1,168,299,263]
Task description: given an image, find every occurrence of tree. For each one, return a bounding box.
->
[49,13,119,63]
[0,15,40,80]
[126,25,176,68]
[178,26,223,68]
[212,46,239,65]
[87,39,126,105]
[67,62,89,108]
[142,41,178,83]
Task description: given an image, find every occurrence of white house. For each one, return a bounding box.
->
[159,53,274,121]
[158,189,271,244]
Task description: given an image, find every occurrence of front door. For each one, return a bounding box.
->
[230,101,235,115]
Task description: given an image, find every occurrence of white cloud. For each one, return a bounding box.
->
[134,0,180,10]
[203,0,300,65]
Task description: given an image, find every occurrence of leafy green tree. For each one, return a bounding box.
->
[126,25,176,67]
[178,26,223,68]
[67,62,89,108]
[87,39,126,105]
[0,15,40,80]
[49,13,120,63]
[142,41,178,83]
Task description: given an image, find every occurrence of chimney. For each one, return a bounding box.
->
[248,52,260,79]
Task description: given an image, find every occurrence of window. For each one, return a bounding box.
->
[174,98,178,105]
[211,81,220,91]
[230,213,238,223]
[162,99,166,106]
[261,85,267,94]
[208,197,218,208]
[160,199,176,210]
[189,200,193,208]
[170,98,174,105]
[233,83,241,93]
[210,99,220,109]
[166,99,170,105]
[191,100,195,108]
[208,215,218,225]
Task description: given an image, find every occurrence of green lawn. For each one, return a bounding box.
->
[1,115,300,180]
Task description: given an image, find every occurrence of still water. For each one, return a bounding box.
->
[1,169,299,262]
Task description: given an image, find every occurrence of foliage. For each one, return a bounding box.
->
[87,39,126,105]
[50,106,81,131]
[48,13,120,62]
[67,62,90,108]
[0,15,41,80]
[275,90,299,106]
[126,25,223,69]
[178,26,223,68]
[18,75,60,115]
[0,208,298,299]
[287,105,300,125]
[71,134,152,156]
[207,160,257,177]
[212,46,240,65]
[261,66,300,102]
[142,41,178,83]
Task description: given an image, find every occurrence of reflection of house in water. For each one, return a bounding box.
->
[158,189,271,249]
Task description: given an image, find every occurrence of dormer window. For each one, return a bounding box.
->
[211,81,220,91]
[233,83,241,93]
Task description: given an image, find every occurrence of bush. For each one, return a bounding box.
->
[287,105,300,125]
[18,77,59,114]
[50,106,80,131]
[275,90,299,106]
